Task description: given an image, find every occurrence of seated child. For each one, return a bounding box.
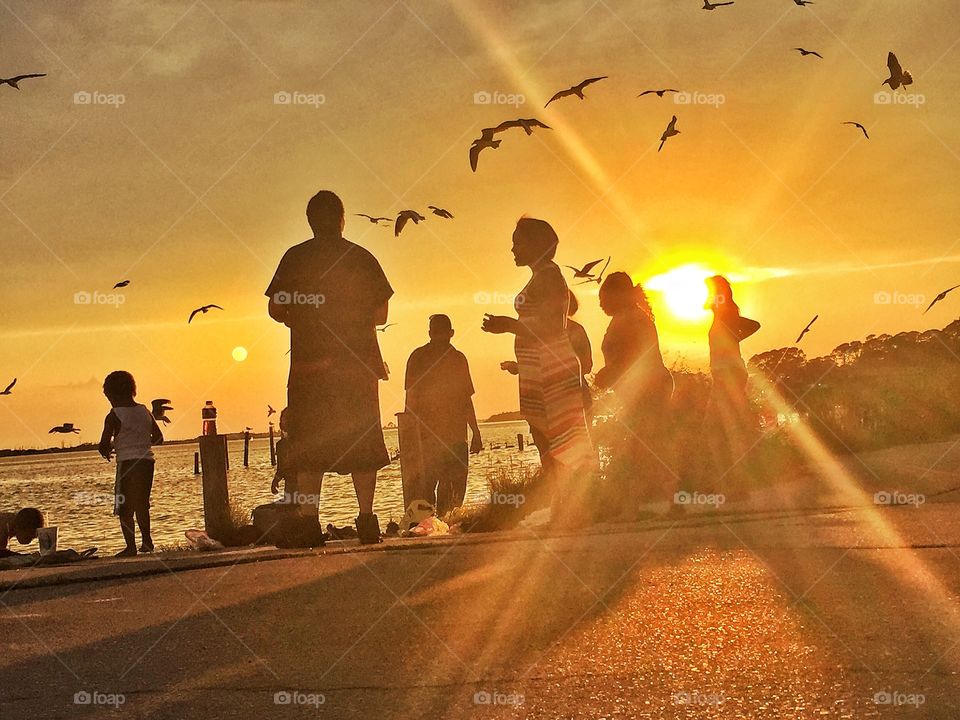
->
[0,508,45,557]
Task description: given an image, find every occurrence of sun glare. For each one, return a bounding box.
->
[644,264,714,322]
[232,346,248,362]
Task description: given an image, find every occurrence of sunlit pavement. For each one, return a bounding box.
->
[3,440,960,718]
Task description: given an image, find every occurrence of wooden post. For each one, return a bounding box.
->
[243,431,250,468]
[397,412,425,508]
[194,452,200,475]
[269,424,276,467]
[517,433,524,452]
[199,434,231,542]
[222,435,230,470]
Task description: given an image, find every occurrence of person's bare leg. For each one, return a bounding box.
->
[296,471,323,517]
[117,509,137,556]
[352,471,377,515]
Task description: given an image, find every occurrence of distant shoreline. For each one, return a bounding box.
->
[0,415,525,457]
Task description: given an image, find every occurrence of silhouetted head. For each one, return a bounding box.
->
[428,314,454,344]
[103,370,136,405]
[705,275,737,314]
[512,217,558,267]
[306,190,345,238]
[13,507,44,543]
[599,272,654,320]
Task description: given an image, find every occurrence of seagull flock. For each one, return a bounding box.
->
[0,5,951,436]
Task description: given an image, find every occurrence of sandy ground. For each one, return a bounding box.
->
[2,437,960,719]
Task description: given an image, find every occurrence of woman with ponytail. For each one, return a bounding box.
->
[594,272,673,518]
[701,275,760,494]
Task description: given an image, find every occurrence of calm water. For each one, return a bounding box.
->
[0,421,537,554]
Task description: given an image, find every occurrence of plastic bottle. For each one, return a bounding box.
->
[201,400,218,436]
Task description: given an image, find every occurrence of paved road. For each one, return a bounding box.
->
[3,438,960,718]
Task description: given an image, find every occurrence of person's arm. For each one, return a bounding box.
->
[374,300,389,327]
[499,360,519,375]
[98,412,119,461]
[404,351,421,417]
[467,397,482,454]
[463,357,482,453]
[266,252,293,326]
[482,314,519,334]
[483,272,566,339]
[0,515,11,553]
[594,319,642,390]
[268,295,292,326]
[150,417,164,445]
[738,316,761,341]
[516,271,567,341]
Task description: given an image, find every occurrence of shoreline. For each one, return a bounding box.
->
[0,417,525,458]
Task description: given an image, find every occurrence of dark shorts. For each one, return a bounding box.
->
[287,359,389,475]
[421,438,469,514]
[116,458,155,515]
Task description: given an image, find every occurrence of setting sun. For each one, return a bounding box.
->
[644,264,714,322]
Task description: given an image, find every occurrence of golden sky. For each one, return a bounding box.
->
[1,0,959,448]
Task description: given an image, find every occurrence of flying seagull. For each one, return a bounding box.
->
[924,285,960,315]
[795,315,819,344]
[577,257,611,286]
[469,130,501,172]
[564,259,606,279]
[659,116,680,152]
[49,423,80,434]
[267,405,277,417]
[638,89,680,99]
[151,399,174,424]
[494,118,551,135]
[794,48,823,59]
[883,52,913,91]
[792,0,814,5]
[843,122,869,139]
[377,323,398,333]
[544,76,608,107]
[469,119,551,172]
[703,0,735,9]
[355,213,391,225]
[113,280,131,289]
[0,378,15,395]
[188,304,223,323]
[428,206,454,219]
[0,73,46,90]
[395,210,425,237]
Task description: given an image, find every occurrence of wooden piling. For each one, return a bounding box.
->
[194,451,200,475]
[222,435,230,470]
[243,431,250,468]
[199,434,231,542]
[269,424,276,467]
[517,433,524,452]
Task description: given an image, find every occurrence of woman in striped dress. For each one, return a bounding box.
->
[482,217,596,524]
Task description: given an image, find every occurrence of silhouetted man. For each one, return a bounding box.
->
[404,314,482,515]
[266,190,392,544]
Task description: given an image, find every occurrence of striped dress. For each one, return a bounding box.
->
[515,263,595,471]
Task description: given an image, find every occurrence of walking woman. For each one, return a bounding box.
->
[702,275,760,494]
[482,218,595,525]
[566,291,594,424]
[593,272,673,518]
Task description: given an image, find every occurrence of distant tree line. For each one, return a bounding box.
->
[748,318,960,451]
